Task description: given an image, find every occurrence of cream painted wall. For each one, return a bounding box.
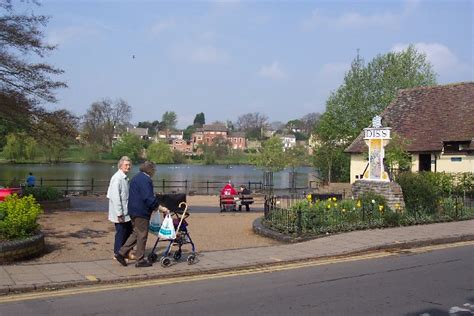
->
[350,154,368,183]
[436,154,474,173]
[351,153,473,183]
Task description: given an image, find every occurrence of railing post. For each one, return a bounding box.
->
[206,180,209,195]
[40,177,43,187]
[185,180,188,193]
[297,209,302,236]
[66,178,69,196]
[163,179,166,192]
[91,178,94,194]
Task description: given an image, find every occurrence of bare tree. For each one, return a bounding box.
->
[82,98,132,151]
[235,112,269,139]
[0,0,66,103]
[236,112,269,131]
[300,112,321,133]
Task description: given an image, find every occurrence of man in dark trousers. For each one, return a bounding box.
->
[115,161,165,268]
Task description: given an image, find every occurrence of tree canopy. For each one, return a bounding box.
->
[314,46,437,182]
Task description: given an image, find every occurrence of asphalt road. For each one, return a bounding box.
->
[1,244,473,315]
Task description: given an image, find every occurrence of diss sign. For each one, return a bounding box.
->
[364,128,391,140]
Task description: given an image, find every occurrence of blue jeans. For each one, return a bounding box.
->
[114,221,133,255]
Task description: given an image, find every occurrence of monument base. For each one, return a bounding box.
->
[352,180,405,212]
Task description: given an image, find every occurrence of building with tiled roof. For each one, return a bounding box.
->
[346,82,474,183]
[228,131,246,150]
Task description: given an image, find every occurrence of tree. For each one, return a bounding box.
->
[137,120,160,137]
[112,132,143,162]
[193,112,205,127]
[82,98,132,152]
[285,144,309,172]
[183,125,196,140]
[2,132,38,161]
[236,112,268,140]
[314,46,436,182]
[253,136,285,172]
[0,1,66,103]
[300,112,321,133]
[36,109,78,162]
[147,141,173,164]
[162,111,177,130]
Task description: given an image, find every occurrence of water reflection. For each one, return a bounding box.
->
[0,163,316,189]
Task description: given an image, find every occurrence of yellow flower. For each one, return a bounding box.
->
[395,203,400,210]
[356,201,361,208]
[334,203,338,207]
[327,204,331,209]
[332,197,337,202]
[342,208,346,213]
[379,205,384,211]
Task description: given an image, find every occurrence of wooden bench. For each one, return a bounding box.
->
[219,194,238,212]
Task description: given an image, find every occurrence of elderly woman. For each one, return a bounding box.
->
[107,156,133,259]
[116,161,166,268]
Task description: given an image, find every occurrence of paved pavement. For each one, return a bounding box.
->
[1,219,473,295]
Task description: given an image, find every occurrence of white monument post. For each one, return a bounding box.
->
[362,115,391,182]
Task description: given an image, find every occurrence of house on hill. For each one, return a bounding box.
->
[345,82,474,183]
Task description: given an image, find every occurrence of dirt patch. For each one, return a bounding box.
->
[33,207,281,264]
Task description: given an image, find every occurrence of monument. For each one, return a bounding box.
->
[352,116,405,211]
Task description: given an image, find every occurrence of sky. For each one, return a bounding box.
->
[26,0,473,128]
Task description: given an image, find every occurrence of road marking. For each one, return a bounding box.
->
[1,240,473,304]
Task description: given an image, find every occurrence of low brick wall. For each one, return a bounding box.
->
[38,198,71,211]
[0,232,45,263]
[352,180,406,211]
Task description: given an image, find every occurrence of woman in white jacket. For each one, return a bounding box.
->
[107,156,133,258]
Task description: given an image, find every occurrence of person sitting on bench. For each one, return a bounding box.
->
[238,185,252,212]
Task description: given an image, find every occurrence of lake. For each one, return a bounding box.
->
[0,163,317,194]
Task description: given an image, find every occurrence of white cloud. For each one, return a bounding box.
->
[301,0,419,30]
[302,9,398,29]
[391,42,472,81]
[46,25,100,46]
[258,61,286,80]
[190,45,229,64]
[150,19,175,36]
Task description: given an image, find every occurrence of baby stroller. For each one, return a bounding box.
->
[148,193,197,267]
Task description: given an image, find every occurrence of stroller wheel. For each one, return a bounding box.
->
[187,254,197,265]
[148,253,158,263]
[173,250,182,261]
[160,256,172,267]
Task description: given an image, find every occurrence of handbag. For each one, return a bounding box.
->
[158,214,176,240]
[149,211,162,235]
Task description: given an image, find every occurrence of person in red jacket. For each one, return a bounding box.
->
[220,181,237,196]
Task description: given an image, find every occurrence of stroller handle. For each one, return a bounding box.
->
[175,202,188,232]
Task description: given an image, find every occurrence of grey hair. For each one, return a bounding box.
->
[139,160,156,176]
[117,156,132,169]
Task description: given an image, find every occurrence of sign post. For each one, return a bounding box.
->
[362,116,391,182]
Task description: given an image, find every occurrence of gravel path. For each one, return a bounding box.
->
[32,196,280,264]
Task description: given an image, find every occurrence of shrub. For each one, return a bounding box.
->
[22,186,63,201]
[0,194,43,240]
[397,172,438,215]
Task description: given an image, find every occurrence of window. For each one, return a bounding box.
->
[451,157,462,162]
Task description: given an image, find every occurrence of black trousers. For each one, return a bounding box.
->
[114,221,133,255]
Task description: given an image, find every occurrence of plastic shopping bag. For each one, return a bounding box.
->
[158,214,176,240]
[149,211,162,235]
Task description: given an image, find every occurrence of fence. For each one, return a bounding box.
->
[0,178,266,196]
[264,192,474,236]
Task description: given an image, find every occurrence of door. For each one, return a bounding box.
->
[419,154,431,172]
